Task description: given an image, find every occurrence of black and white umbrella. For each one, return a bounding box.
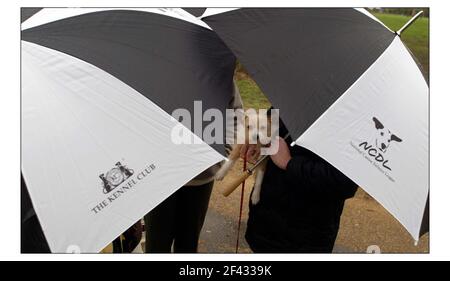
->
[201,8,429,241]
[21,8,235,252]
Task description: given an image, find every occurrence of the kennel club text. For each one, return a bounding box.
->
[91,164,156,214]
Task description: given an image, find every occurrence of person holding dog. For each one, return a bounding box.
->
[242,120,358,253]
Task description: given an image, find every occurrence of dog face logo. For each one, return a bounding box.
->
[373,117,402,153]
[99,162,134,194]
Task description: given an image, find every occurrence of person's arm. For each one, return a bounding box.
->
[285,154,357,199]
[271,137,357,199]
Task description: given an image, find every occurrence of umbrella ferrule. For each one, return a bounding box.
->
[396,11,424,36]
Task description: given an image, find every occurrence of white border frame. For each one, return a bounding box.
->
[1,0,448,261]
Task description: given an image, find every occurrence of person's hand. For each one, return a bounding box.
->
[240,144,260,164]
[270,137,292,170]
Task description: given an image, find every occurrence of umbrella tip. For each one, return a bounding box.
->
[396,10,424,36]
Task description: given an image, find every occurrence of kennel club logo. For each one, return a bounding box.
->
[100,162,134,194]
[91,161,156,215]
[350,117,402,182]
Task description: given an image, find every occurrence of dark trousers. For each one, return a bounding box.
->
[21,215,50,253]
[144,181,213,253]
[21,175,50,253]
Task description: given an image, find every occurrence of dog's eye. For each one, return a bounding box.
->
[388,139,391,142]
[380,132,384,136]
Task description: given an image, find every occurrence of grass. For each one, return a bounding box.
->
[235,78,271,109]
[236,12,429,109]
[372,12,429,77]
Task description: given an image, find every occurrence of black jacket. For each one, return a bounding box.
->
[245,139,357,253]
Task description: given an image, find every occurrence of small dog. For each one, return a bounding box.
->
[215,111,274,205]
[373,117,402,153]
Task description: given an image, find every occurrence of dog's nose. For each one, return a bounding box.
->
[381,143,386,149]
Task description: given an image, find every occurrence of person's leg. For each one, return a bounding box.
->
[144,191,178,253]
[21,215,51,253]
[21,175,50,253]
[122,221,143,253]
[173,182,214,253]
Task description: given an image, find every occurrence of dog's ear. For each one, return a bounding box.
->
[373,117,384,129]
[390,134,402,143]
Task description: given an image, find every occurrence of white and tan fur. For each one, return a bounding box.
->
[215,112,273,205]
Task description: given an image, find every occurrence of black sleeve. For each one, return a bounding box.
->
[285,154,358,199]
